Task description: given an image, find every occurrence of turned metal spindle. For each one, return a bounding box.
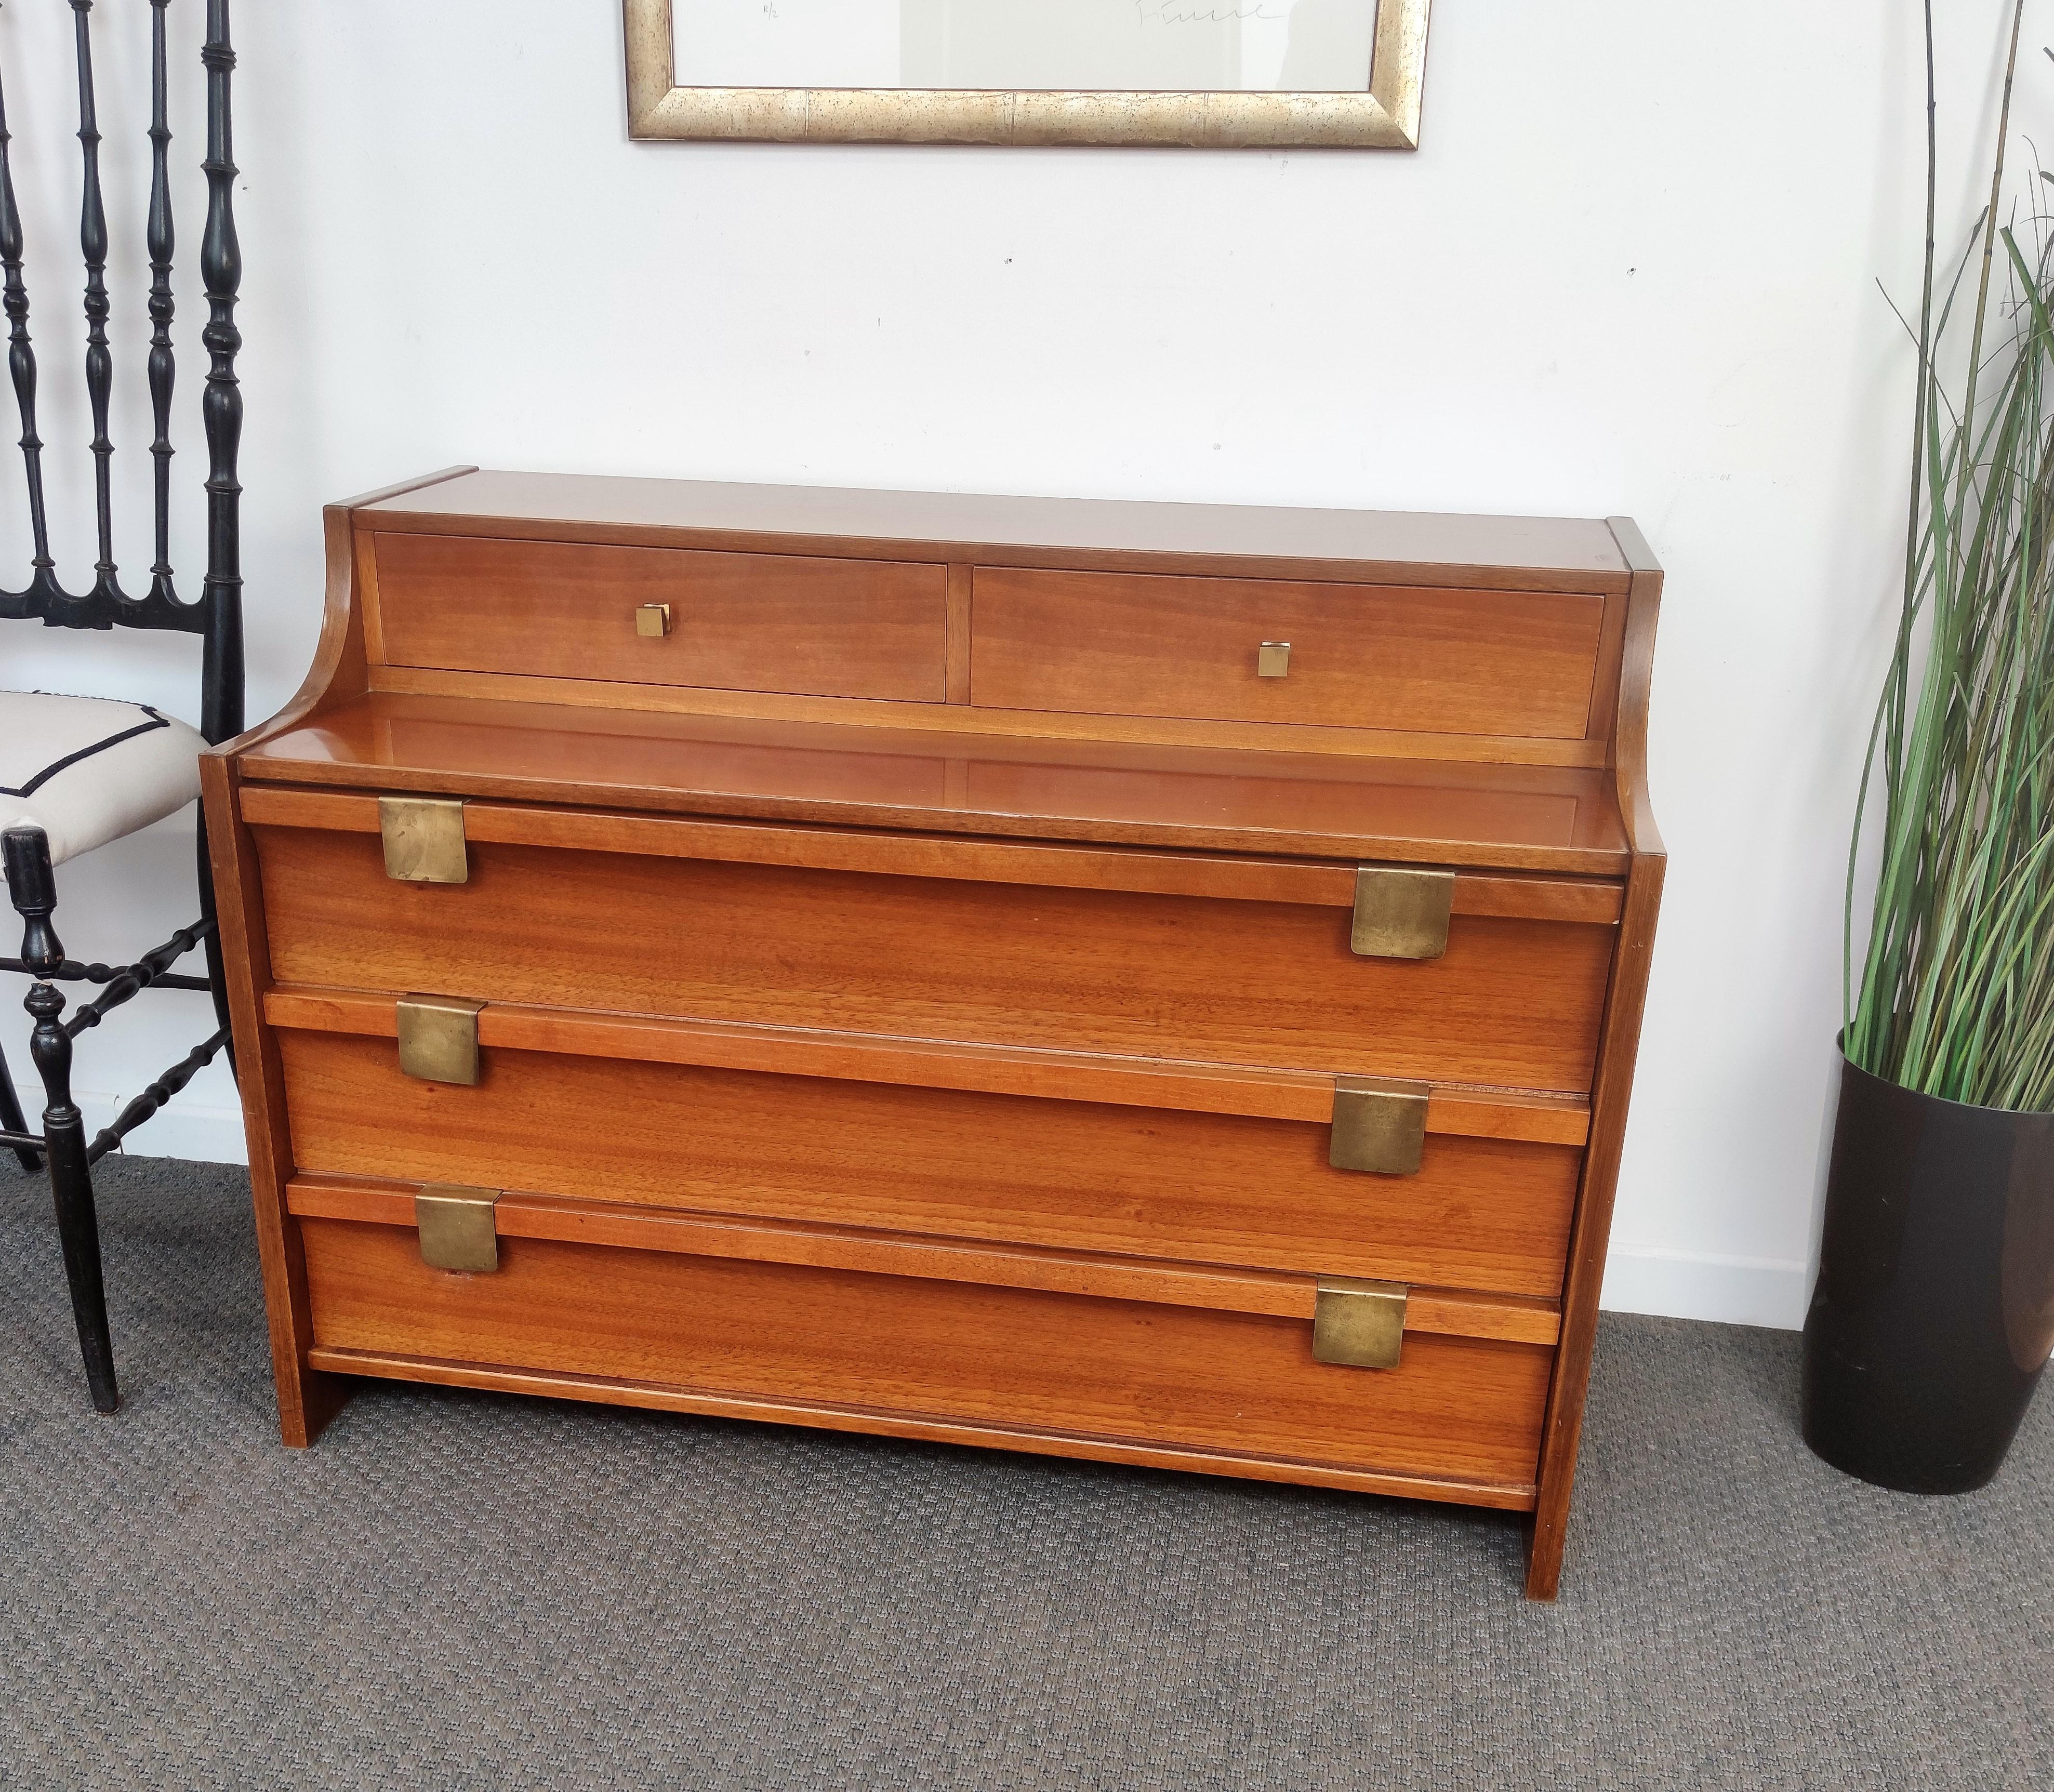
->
[73,0,124,614]
[0,56,57,608]
[199,0,242,742]
[147,0,177,607]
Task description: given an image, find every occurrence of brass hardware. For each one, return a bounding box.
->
[395,994,485,1086]
[1257,641,1291,679]
[635,602,672,638]
[415,1184,501,1274]
[1350,865,1454,959]
[1312,1277,1409,1370]
[379,796,468,885]
[1330,1076,1432,1175]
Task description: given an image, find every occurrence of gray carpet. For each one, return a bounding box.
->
[2,1154,2049,1791]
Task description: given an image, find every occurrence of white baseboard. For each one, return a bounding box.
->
[1599,1243,1809,1331]
[69,1090,249,1169]
[54,1094,1812,1330]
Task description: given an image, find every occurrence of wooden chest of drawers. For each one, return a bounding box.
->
[204,469,1663,1600]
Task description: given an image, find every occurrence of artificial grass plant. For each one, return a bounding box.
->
[1845,0,2054,1112]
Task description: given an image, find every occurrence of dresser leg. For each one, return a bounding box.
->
[1524,1515,1566,1601]
[276,1353,352,1446]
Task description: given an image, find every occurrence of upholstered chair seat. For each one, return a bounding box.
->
[1,691,207,867]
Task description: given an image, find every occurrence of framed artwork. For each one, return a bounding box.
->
[623,0,1433,149]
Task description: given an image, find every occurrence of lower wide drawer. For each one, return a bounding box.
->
[275,1024,1583,1298]
[299,1216,1553,1501]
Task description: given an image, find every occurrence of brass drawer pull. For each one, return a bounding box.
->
[635,602,672,638]
[1330,1075,1430,1175]
[379,795,468,885]
[415,1184,502,1273]
[1312,1276,1408,1369]
[1350,865,1453,959]
[396,994,485,1086]
[1257,641,1290,678]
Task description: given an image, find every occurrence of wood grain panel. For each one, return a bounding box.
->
[307,1348,1543,1510]
[972,568,1605,739]
[299,1217,1554,1491]
[357,468,1633,596]
[274,1029,1583,1297]
[264,985,1594,1144]
[251,825,1616,1091]
[1525,521,1668,1602]
[238,693,1636,871]
[368,666,1616,769]
[944,563,973,702]
[285,1175,1564,1345]
[238,786,1624,926]
[370,532,948,702]
[197,754,349,1448]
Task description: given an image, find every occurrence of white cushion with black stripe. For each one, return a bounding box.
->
[1,691,206,867]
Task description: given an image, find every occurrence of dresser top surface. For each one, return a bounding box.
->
[243,692,1631,874]
[360,470,1633,589]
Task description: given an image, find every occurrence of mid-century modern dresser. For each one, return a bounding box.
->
[204,469,1663,1600]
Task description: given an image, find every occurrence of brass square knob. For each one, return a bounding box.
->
[415,1185,502,1275]
[1329,1076,1431,1175]
[1257,641,1291,678]
[1312,1277,1408,1369]
[378,795,468,885]
[635,603,672,638]
[395,994,485,1086]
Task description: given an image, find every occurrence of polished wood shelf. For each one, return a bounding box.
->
[243,693,1634,873]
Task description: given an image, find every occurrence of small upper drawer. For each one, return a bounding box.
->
[971,567,1605,739]
[368,533,948,702]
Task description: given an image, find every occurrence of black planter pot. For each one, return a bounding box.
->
[1802,1047,2054,1493]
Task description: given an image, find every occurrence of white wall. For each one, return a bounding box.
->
[1,1,2030,1326]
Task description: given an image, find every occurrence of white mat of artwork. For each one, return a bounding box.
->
[670,1,1381,95]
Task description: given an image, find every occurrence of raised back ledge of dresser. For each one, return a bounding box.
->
[214,468,1662,877]
[355,469,1637,594]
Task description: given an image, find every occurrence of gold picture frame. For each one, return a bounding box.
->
[623,0,1433,150]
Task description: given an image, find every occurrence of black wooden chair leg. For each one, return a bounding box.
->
[6,826,119,1413]
[0,1041,40,1173]
[196,812,235,1081]
[37,1049,117,1414]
